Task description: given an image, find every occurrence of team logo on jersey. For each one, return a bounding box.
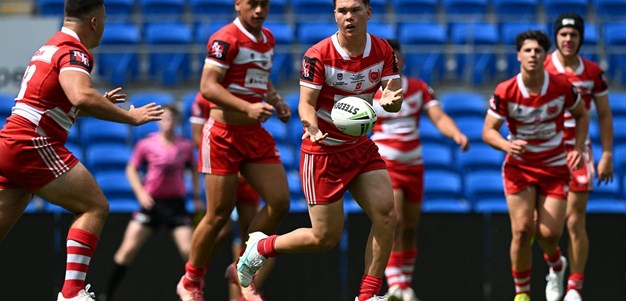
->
[489,95,501,112]
[69,50,91,69]
[301,56,316,81]
[547,104,558,115]
[337,73,343,80]
[209,40,230,61]
[368,70,380,83]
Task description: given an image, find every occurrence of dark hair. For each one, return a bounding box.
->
[385,39,401,52]
[333,0,370,8]
[65,0,104,19]
[162,104,181,119]
[515,30,551,52]
[554,13,585,52]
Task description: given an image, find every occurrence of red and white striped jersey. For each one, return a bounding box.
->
[299,33,400,154]
[488,71,580,167]
[3,27,92,142]
[545,52,608,145]
[189,92,211,125]
[371,77,439,166]
[205,18,275,107]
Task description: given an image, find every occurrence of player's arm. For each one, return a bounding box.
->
[191,123,203,148]
[200,64,274,121]
[425,105,469,151]
[567,99,589,169]
[59,71,162,125]
[299,86,327,142]
[379,78,403,112]
[125,161,154,209]
[265,80,291,123]
[594,94,614,183]
[483,114,527,155]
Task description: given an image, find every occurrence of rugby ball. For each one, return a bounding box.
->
[331,96,377,137]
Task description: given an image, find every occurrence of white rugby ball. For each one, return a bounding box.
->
[331,96,377,137]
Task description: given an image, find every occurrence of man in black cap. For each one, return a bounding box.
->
[544,12,614,301]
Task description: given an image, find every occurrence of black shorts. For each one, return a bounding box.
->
[132,197,192,230]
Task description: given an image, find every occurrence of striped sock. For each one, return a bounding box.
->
[544,248,563,272]
[401,249,417,288]
[567,273,584,294]
[358,274,383,301]
[512,269,531,295]
[61,228,98,298]
[183,262,206,289]
[385,251,404,288]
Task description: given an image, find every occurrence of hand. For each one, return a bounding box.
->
[301,119,327,142]
[103,87,127,104]
[272,100,292,123]
[596,153,614,185]
[137,191,155,209]
[567,148,583,170]
[378,85,403,112]
[128,103,164,125]
[506,139,527,156]
[246,102,275,122]
[454,133,470,151]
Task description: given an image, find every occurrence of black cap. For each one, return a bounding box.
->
[554,13,585,53]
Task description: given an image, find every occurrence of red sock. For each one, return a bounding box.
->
[183,262,206,289]
[401,249,417,288]
[61,228,99,298]
[512,269,531,295]
[385,251,404,288]
[256,235,279,258]
[567,272,584,293]
[544,248,563,271]
[358,275,382,301]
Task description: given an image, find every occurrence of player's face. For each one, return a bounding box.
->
[158,109,178,133]
[236,0,269,33]
[518,39,546,73]
[556,27,581,57]
[334,0,371,38]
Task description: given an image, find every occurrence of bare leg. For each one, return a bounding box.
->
[506,188,537,271]
[172,225,194,262]
[565,191,589,274]
[535,195,567,255]
[0,188,32,240]
[241,163,290,235]
[114,221,153,265]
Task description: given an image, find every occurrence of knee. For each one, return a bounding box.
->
[91,199,110,221]
[566,212,586,232]
[511,223,534,246]
[268,196,290,217]
[201,212,230,228]
[377,205,397,230]
[312,232,342,252]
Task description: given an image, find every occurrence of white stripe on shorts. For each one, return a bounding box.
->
[32,137,69,177]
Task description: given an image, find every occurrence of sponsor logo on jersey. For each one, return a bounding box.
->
[301,56,316,81]
[69,50,91,69]
[209,40,230,61]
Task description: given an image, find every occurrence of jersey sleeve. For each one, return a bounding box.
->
[190,93,210,125]
[592,66,609,97]
[205,29,239,69]
[565,83,582,111]
[487,86,507,120]
[420,80,440,110]
[299,47,325,90]
[381,40,400,82]
[58,47,94,76]
[129,140,147,168]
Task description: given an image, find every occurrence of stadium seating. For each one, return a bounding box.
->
[492,0,538,21]
[390,0,438,19]
[105,0,135,21]
[190,0,235,21]
[265,22,296,84]
[439,90,487,119]
[422,142,454,171]
[138,0,185,22]
[98,23,141,86]
[95,171,139,212]
[276,143,297,170]
[79,118,131,146]
[397,22,447,83]
[543,0,589,19]
[129,91,176,107]
[451,117,485,143]
[464,170,504,203]
[297,22,338,46]
[608,91,626,117]
[450,22,499,84]
[181,91,198,125]
[418,118,446,145]
[422,170,470,213]
[614,144,626,174]
[65,142,84,162]
[0,93,14,119]
[264,117,288,144]
[86,144,133,174]
[604,22,626,84]
[595,0,626,20]
[456,143,504,175]
[292,0,335,17]
[613,116,626,144]
[442,0,489,20]
[37,0,64,16]
[144,23,193,86]
[368,22,396,40]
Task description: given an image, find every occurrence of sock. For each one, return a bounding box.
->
[401,249,417,288]
[61,228,99,298]
[544,247,563,272]
[256,235,279,258]
[567,273,584,293]
[358,274,383,301]
[384,251,404,288]
[105,262,128,297]
[512,269,531,295]
[183,262,206,290]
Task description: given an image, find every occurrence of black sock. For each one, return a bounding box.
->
[105,263,129,299]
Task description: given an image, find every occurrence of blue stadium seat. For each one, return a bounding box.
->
[580,24,600,61]
[98,23,140,86]
[439,90,487,119]
[292,0,334,17]
[37,0,64,16]
[190,0,235,22]
[422,142,454,171]
[277,143,297,170]
[608,91,626,117]
[391,0,437,18]
[473,197,509,213]
[588,121,600,143]
[500,22,547,77]
[368,23,396,40]
[590,177,622,199]
[264,117,288,144]
[586,198,626,213]
[442,0,488,20]
[129,91,175,107]
[287,170,304,200]
[492,0,538,21]
[284,92,300,116]
[80,118,131,146]
[398,22,447,83]
[66,142,84,162]
[369,0,388,17]
[450,22,499,84]
[194,21,229,70]
[595,0,626,20]
[614,144,626,173]
[0,93,14,118]
[105,0,135,21]
[86,144,132,174]
[543,0,589,19]
[182,92,198,125]
[613,117,626,144]
[451,117,484,143]
[133,122,160,143]
[605,22,626,84]
[144,23,193,86]
[265,22,296,84]
[456,144,504,174]
[139,0,185,22]
[422,170,469,213]
[269,0,288,17]
[67,125,80,145]
[464,170,504,203]
[297,22,338,46]
[419,118,446,145]
[95,171,139,212]
[287,118,304,148]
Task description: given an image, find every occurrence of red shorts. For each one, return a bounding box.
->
[503,162,570,200]
[199,119,281,175]
[300,140,387,205]
[566,145,594,192]
[386,161,424,204]
[237,176,260,205]
[0,124,78,192]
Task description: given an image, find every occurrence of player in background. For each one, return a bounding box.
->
[371,39,469,301]
[176,0,292,299]
[482,30,588,301]
[236,0,403,300]
[189,92,270,301]
[544,13,613,301]
[0,1,163,300]
[100,105,199,301]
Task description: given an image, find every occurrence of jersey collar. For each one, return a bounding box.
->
[516,70,549,98]
[61,27,81,43]
[233,18,267,43]
[331,32,372,60]
[550,51,584,75]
